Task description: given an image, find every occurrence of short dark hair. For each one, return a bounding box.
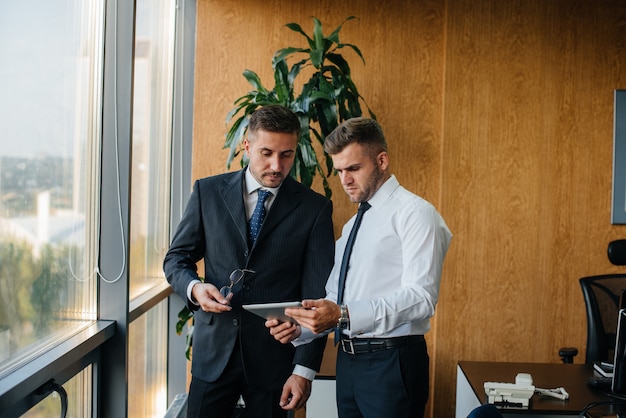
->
[248,105,300,138]
[323,117,387,156]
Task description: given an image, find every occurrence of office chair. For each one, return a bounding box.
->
[559,240,626,364]
[467,404,503,418]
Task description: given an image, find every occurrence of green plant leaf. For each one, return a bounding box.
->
[317,74,335,96]
[185,325,193,360]
[322,178,332,198]
[326,53,352,76]
[285,22,314,48]
[310,49,324,69]
[273,47,310,66]
[287,58,307,86]
[324,152,334,178]
[298,135,316,166]
[225,102,244,124]
[242,69,268,92]
[366,105,377,120]
[224,117,246,168]
[308,89,334,103]
[334,43,366,65]
[327,16,358,44]
[313,17,324,51]
[345,92,364,118]
[315,101,339,137]
[273,59,292,105]
[176,306,193,335]
[296,148,314,188]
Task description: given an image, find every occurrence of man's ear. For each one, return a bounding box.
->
[378,151,389,171]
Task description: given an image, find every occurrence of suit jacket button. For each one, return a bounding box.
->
[243,284,250,291]
[244,251,249,257]
[233,319,239,326]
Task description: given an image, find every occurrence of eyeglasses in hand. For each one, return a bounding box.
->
[220,269,255,298]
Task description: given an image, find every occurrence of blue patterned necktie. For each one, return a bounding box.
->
[249,189,271,245]
[334,202,371,344]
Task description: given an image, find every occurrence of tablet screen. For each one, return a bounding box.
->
[242,301,303,324]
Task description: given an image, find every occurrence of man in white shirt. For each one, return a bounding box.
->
[266,117,452,418]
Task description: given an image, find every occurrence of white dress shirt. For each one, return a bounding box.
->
[297,174,452,343]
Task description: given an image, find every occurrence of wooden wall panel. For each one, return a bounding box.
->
[436,0,626,417]
[192,0,626,417]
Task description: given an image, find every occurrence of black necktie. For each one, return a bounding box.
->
[249,189,271,244]
[335,202,371,344]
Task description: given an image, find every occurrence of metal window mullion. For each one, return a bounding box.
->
[166,0,197,408]
[98,0,135,417]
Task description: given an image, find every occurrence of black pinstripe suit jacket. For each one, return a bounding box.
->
[164,169,334,389]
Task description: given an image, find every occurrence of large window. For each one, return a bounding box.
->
[129,0,176,300]
[0,0,195,415]
[0,0,103,380]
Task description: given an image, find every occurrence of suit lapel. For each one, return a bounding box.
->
[219,170,248,245]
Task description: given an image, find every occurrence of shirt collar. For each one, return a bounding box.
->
[244,168,281,195]
[366,174,399,208]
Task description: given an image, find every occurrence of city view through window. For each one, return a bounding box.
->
[0,1,178,415]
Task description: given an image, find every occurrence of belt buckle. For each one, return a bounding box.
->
[341,339,355,355]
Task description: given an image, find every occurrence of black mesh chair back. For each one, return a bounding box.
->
[580,274,626,364]
[559,240,626,364]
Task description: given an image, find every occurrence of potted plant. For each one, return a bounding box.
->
[176,16,375,359]
[224,15,376,198]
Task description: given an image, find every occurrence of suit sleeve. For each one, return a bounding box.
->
[163,180,206,311]
[292,198,335,371]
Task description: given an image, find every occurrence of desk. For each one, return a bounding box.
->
[456,361,626,417]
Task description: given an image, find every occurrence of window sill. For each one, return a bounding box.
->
[129,280,173,322]
[0,320,115,416]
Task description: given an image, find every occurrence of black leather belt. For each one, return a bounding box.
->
[340,335,424,355]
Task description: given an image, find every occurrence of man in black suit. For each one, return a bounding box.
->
[164,105,335,418]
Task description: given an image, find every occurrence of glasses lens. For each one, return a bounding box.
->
[220,269,253,298]
[229,269,245,285]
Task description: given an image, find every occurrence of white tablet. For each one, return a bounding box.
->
[242,301,303,324]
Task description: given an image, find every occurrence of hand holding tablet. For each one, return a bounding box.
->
[242,301,303,324]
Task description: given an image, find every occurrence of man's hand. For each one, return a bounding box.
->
[279,374,311,410]
[285,299,340,334]
[265,319,301,344]
[191,282,232,313]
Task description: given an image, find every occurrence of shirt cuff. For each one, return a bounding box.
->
[344,300,371,336]
[186,279,201,305]
[293,364,316,381]
[291,327,324,346]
